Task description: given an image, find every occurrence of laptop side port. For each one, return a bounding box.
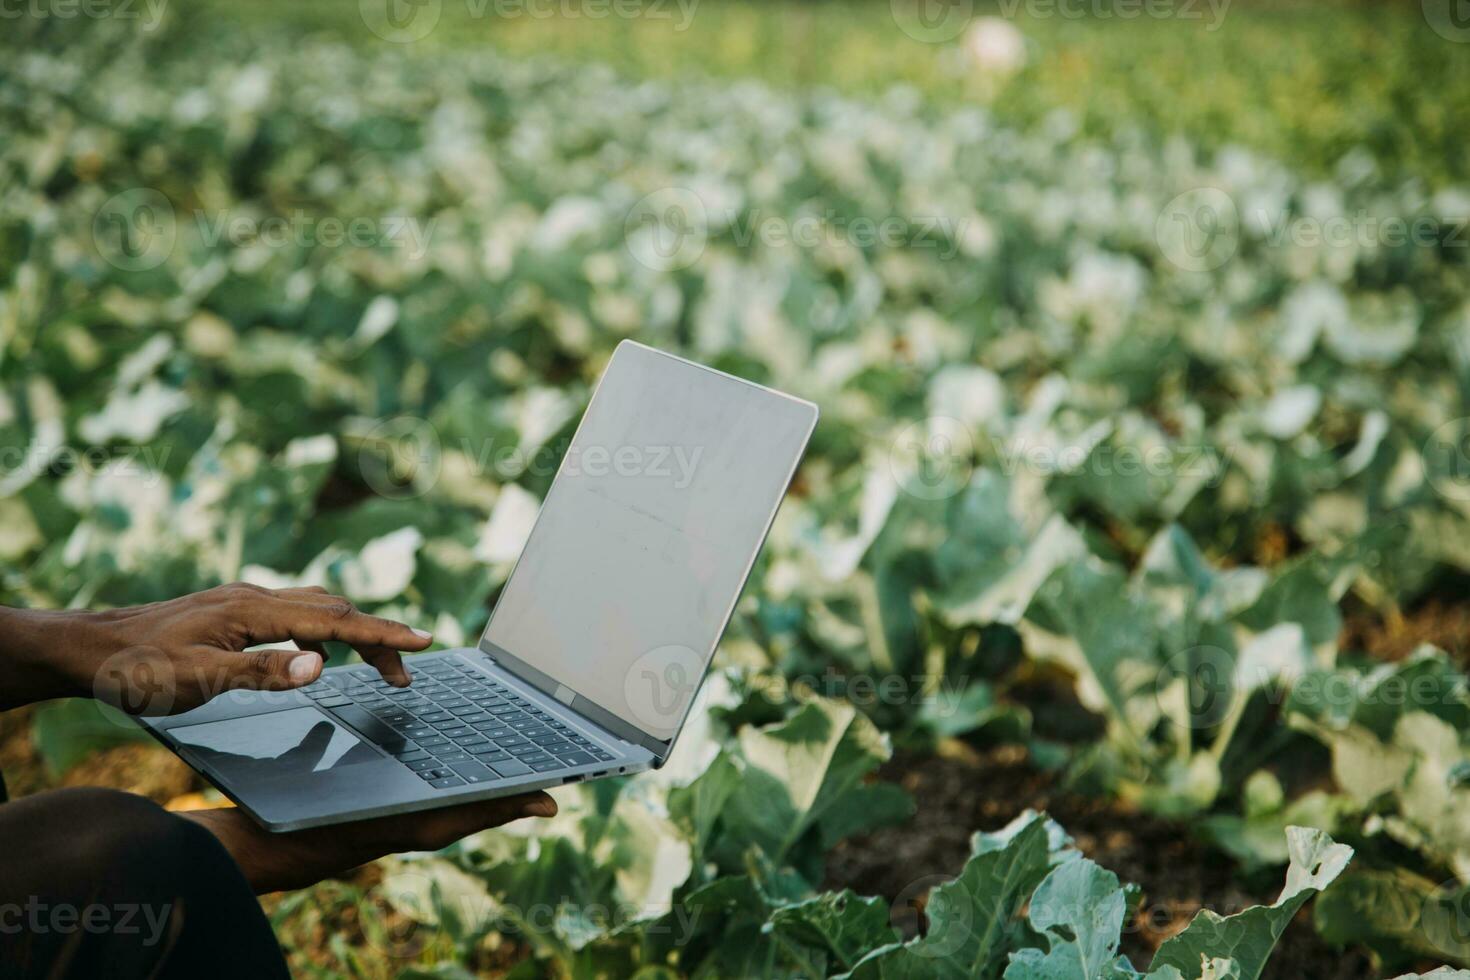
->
[564,773,586,783]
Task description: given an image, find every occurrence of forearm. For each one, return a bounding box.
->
[0,607,103,710]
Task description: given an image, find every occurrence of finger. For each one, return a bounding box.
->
[260,594,408,683]
[239,596,432,676]
[216,648,323,691]
[416,792,558,848]
[352,642,411,688]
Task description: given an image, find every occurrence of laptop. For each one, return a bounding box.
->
[140,341,818,831]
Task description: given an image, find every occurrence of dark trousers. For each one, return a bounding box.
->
[0,786,290,979]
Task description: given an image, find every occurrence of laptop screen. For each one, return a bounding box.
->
[480,342,816,743]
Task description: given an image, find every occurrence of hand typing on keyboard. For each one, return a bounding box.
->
[303,656,617,790]
[2,582,432,715]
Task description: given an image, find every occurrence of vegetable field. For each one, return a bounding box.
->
[3,5,1470,978]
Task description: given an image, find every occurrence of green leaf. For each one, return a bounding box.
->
[843,811,1064,980]
[765,891,893,974]
[1000,858,1137,980]
[30,698,150,777]
[1149,827,1353,980]
[716,698,892,876]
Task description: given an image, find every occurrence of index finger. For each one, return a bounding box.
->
[242,594,431,685]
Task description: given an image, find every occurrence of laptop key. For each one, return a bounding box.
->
[428,776,465,789]
[396,749,432,763]
[417,736,450,749]
[528,759,563,772]
[438,726,472,739]
[450,762,497,783]
[435,750,473,764]
[328,704,411,753]
[459,735,489,747]
[487,758,531,777]
[466,743,508,757]
[558,750,597,767]
[407,758,439,772]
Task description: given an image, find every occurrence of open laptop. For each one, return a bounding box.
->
[139,341,817,831]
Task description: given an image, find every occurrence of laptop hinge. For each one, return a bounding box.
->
[477,639,670,759]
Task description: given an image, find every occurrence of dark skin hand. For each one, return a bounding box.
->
[183,792,557,894]
[0,583,557,892]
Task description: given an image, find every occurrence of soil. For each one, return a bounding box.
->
[824,744,1380,980]
[1341,596,1470,662]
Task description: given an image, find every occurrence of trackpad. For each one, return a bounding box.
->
[172,706,379,778]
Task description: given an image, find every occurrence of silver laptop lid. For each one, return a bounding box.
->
[477,340,818,760]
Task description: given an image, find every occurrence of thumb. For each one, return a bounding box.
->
[227,648,323,691]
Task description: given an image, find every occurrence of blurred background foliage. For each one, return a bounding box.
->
[2,0,1470,977]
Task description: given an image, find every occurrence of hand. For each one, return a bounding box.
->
[0,583,432,714]
[181,791,559,893]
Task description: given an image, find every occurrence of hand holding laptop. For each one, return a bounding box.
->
[181,784,557,894]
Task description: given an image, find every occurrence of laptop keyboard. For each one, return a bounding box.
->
[300,656,616,790]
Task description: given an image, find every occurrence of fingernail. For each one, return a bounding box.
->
[289,654,321,685]
[410,627,432,640]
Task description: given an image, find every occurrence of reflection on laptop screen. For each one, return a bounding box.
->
[482,343,814,741]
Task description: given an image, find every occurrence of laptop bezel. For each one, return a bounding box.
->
[474,340,818,763]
